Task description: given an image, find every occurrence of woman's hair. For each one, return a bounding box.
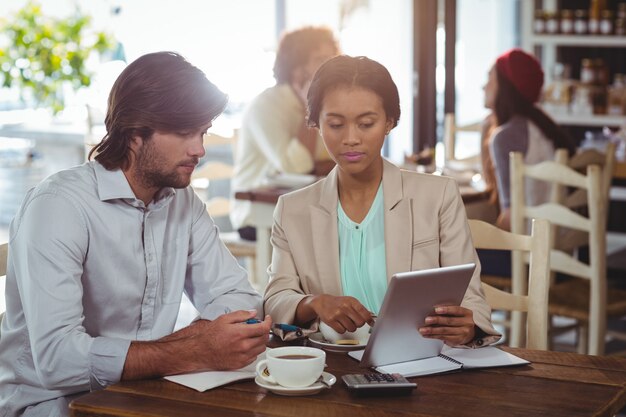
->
[89,51,228,170]
[273,26,339,84]
[306,55,401,128]
[493,70,576,155]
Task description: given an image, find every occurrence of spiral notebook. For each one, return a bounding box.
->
[349,346,529,377]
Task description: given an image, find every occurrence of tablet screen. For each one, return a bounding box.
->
[359,263,476,367]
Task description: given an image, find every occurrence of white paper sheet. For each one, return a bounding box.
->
[164,349,266,392]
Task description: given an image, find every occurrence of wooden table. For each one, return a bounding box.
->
[235,184,493,289]
[69,345,626,417]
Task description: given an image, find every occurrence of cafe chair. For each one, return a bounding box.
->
[469,219,551,350]
[443,113,482,171]
[191,133,257,287]
[510,152,626,355]
[550,143,616,254]
[0,242,8,338]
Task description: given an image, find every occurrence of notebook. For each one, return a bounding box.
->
[349,345,529,377]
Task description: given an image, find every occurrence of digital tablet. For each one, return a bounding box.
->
[357,263,476,368]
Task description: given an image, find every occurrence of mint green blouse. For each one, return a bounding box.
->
[338,184,387,314]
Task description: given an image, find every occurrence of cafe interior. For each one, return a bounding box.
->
[1,0,626,415]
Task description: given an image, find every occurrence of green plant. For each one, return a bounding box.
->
[0,1,114,113]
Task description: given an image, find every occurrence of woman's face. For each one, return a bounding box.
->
[483,66,498,109]
[318,86,392,178]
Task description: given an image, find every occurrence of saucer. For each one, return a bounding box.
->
[307,332,369,353]
[255,371,336,396]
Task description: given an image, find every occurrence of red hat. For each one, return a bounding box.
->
[495,48,544,103]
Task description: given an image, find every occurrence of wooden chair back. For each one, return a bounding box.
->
[510,152,610,355]
[443,113,482,170]
[469,219,551,350]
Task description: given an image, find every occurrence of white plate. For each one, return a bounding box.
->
[307,332,369,352]
[255,371,336,396]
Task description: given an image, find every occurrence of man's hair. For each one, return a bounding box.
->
[273,26,339,84]
[89,51,228,170]
[306,55,401,129]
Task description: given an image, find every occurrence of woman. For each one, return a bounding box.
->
[483,48,576,231]
[264,55,500,348]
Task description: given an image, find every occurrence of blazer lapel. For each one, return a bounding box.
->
[310,167,342,295]
[382,160,413,280]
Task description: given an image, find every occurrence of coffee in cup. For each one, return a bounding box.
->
[255,346,325,388]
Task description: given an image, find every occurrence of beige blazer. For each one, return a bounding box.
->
[264,159,501,346]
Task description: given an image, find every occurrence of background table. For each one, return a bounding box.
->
[70,344,626,417]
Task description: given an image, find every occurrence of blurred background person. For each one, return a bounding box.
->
[230,26,339,241]
[482,48,575,232]
[478,48,575,277]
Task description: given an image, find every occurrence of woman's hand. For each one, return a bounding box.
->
[418,306,476,346]
[308,294,374,333]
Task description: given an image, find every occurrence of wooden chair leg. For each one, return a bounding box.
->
[577,325,589,354]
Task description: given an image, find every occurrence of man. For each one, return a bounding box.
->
[0,52,271,416]
[230,26,339,241]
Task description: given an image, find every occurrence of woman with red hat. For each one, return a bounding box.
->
[483,48,575,232]
[477,48,576,277]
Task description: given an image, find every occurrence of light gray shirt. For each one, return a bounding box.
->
[0,161,261,417]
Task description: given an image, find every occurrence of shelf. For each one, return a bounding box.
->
[529,34,626,47]
[549,113,626,127]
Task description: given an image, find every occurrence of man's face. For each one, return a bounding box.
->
[133,125,209,191]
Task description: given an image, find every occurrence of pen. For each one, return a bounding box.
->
[272,323,300,332]
[245,318,261,324]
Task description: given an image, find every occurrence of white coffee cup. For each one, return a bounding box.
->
[319,321,371,344]
[255,346,325,388]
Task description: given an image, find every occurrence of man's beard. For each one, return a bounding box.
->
[134,140,196,190]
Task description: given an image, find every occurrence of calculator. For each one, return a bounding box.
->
[342,373,417,396]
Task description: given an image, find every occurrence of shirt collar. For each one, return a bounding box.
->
[93,161,176,209]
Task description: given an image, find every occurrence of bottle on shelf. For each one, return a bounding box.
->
[600,10,614,34]
[571,59,595,116]
[607,74,626,115]
[534,9,546,33]
[560,10,575,34]
[543,63,573,115]
[592,58,608,114]
[574,9,588,34]
[588,0,607,34]
[545,11,559,34]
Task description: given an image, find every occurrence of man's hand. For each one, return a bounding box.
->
[122,310,271,380]
[418,306,476,346]
[308,294,374,334]
[193,310,271,371]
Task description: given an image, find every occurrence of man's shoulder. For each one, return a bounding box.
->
[35,163,96,196]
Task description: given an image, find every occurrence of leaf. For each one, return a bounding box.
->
[0,0,118,113]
